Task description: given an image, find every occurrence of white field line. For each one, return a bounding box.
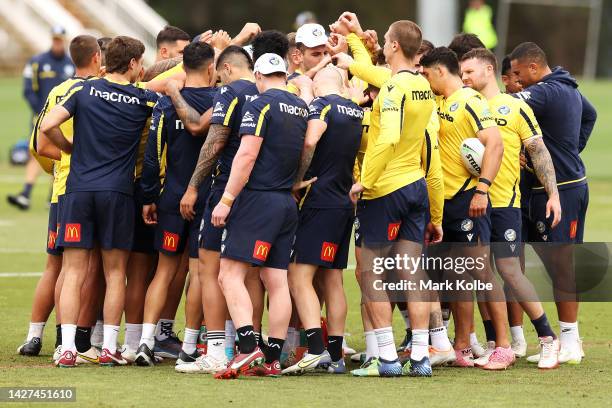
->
[0,272,42,277]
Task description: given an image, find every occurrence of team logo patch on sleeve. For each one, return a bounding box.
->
[387,222,401,241]
[320,242,338,262]
[253,240,271,261]
[64,223,81,243]
[569,220,578,239]
[162,231,179,252]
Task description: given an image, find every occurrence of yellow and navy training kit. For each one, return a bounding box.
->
[23,50,74,116]
[436,86,497,244]
[292,94,363,269]
[487,93,541,257]
[142,87,216,259]
[220,88,307,270]
[56,77,158,250]
[514,68,597,244]
[200,79,259,252]
[356,70,434,246]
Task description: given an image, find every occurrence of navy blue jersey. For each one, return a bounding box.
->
[238,88,308,191]
[143,87,216,213]
[23,50,74,114]
[60,77,159,195]
[514,67,597,191]
[210,79,259,187]
[302,94,363,209]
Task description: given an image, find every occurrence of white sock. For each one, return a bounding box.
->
[182,328,199,354]
[374,327,397,361]
[225,320,236,350]
[559,321,579,348]
[430,326,452,350]
[140,323,156,349]
[469,332,479,346]
[61,324,77,352]
[400,310,410,330]
[91,320,103,344]
[155,319,174,341]
[124,323,142,351]
[282,327,296,354]
[27,322,45,341]
[103,325,120,354]
[411,329,429,361]
[510,325,526,343]
[364,330,379,360]
[207,330,226,360]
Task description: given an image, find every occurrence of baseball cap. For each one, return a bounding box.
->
[253,53,287,75]
[51,25,66,37]
[295,23,327,48]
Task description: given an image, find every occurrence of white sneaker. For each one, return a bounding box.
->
[473,341,495,367]
[76,347,100,364]
[558,343,582,364]
[53,345,62,363]
[342,337,356,355]
[537,336,559,369]
[350,352,365,362]
[511,339,528,358]
[175,354,228,374]
[429,347,456,366]
[471,342,487,358]
[121,345,136,364]
[282,351,331,375]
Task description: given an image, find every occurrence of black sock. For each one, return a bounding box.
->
[483,320,496,342]
[75,326,92,352]
[531,313,556,339]
[256,331,267,354]
[405,328,412,343]
[304,328,325,355]
[265,337,284,363]
[236,325,256,354]
[55,324,62,348]
[22,183,33,199]
[327,335,343,362]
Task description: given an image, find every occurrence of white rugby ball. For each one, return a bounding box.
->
[460,138,485,176]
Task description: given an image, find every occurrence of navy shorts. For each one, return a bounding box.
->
[292,207,354,269]
[442,188,492,244]
[132,180,155,254]
[199,187,224,252]
[154,210,201,258]
[529,184,588,244]
[46,202,62,256]
[58,191,134,250]
[355,179,428,247]
[490,207,521,258]
[221,189,298,269]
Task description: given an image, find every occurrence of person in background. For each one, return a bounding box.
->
[462,0,498,50]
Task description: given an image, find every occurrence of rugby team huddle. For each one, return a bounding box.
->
[16,10,596,379]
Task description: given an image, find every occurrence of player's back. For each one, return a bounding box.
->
[60,77,158,195]
[303,94,363,209]
[240,88,308,191]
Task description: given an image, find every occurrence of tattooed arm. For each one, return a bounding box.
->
[165,80,211,136]
[524,137,562,227]
[143,57,182,82]
[292,119,326,192]
[179,124,230,220]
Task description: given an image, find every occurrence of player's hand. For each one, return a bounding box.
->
[211,202,231,227]
[349,182,364,205]
[198,30,214,44]
[425,222,443,245]
[362,30,381,56]
[331,52,354,70]
[469,192,488,218]
[519,151,527,169]
[142,204,158,225]
[232,23,261,45]
[212,30,232,51]
[180,186,198,221]
[165,78,185,96]
[546,193,562,229]
[329,21,349,37]
[292,177,317,193]
[327,33,348,55]
[339,12,364,36]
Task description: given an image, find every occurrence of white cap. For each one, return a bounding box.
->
[253,53,287,75]
[295,23,328,48]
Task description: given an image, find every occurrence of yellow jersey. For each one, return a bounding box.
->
[353,109,371,182]
[360,70,434,199]
[436,87,497,199]
[423,111,444,225]
[487,93,540,208]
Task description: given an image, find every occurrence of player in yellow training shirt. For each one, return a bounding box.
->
[460,48,562,369]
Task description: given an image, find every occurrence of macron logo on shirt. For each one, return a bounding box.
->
[90,86,141,105]
[279,102,308,117]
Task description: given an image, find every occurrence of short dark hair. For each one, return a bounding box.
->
[216,45,253,71]
[156,25,190,48]
[182,42,215,71]
[105,36,145,74]
[501,55,511,76]
[418,39,434,57]
[419,46,460,76]
[69,35,99,68]
[389,20,422,59]
[461,47,498,73]
[97,37,112,66]
[448,33,485,60]
[510,42,548,66]
[252,30,289,62]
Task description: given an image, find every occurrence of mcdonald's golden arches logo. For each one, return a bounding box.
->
[252,240,271,261]
[320,241,338,262]
[162,231,179,252]
[387,222,401,241]
[64,223,81,243]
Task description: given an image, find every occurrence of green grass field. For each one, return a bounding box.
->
[0,76,611,407]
